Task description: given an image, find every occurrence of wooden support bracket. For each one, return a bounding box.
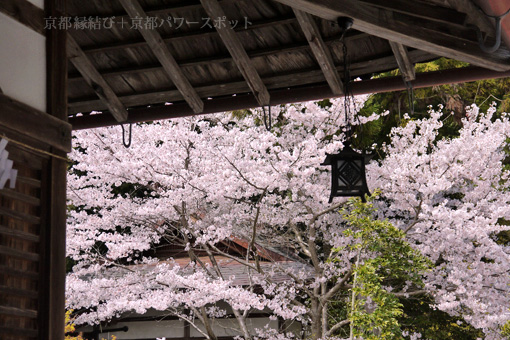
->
[118,0,204,113]
[200,0,270,106]
[293,9,344,95]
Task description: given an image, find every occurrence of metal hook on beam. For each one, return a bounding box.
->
[121,123,132,148]
[473,6,510,53]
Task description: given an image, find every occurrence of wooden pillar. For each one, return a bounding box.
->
[40,0,68,339]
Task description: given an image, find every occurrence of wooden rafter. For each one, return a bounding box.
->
[70,66,510,130]
[271,0,510,71]
[68,49,435,113]
[389,42,415,81]
[200,0,270,106]
[67,34,129,122]
[293,9,343,95]
[358,0,466,26]
[0,0,45,35]
[118,0,204,114]
[69,32,369,82]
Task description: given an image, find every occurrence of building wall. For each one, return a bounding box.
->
[0,1,70,339]
[0,8,46,112]
[97,305,287,340]
[101,320,185,339]
[100,317,279,340]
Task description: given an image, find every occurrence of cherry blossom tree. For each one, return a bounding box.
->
[66,99,510,340]
[368,105,510,338]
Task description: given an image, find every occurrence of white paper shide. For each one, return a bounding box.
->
[0,138,18,190]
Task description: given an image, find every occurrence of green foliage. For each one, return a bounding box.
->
[397,296,484,340]
[358,57,510,155]
[337,193,431,340]
[502,320,510,338]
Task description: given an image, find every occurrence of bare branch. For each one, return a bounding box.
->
[247,188,267,272]
[392,289,428,297]
[289,221,312,257]
[321,267,353,304]
[404,197,423,233]
[222,155,266,190]
[309,201,345,226]
[325,319,350,337]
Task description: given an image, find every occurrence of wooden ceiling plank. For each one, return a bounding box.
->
[446,0,494,35]
[68,49,436,114]
[293,9,344,95]
[70,66,510,130]
[358,0,466,26]
[200,0,270,106]
[68,31,368,82]
[81,16,297,55]
[389,41,415,81]
[80,0,228,21]
[118,0,204,113]
[67,33,128,122]
[69,32,369,82]
[271,0,510,71]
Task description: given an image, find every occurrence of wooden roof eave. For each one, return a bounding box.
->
[118,0,204,114]
[69,66,510,130]
[271,0,510,71]
[67,48,436,114]
[200,0,270,107]
[293,8,344,95]
[67,34,129,123]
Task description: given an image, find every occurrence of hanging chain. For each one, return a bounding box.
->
[341,33,352,141]
[339,17,365,149]
[262,105,272,132]
[341,26,360,143]
[405,80,415,115]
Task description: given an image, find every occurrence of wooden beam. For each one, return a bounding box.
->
[69,66,510,130]
[0,0,45,35]
[118,0,204,113]
[0,93,71,152]
[293,9,343,95]
[69,32,369,82]
[271,0,510,71]
[389,41,415,81]
[200,0,270,106]
[67,34,128,122]
[68,49,435,114]
[358,0,466,26]
[47,0,68,122]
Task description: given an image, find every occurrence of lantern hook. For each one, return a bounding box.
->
[471,6,510,53]
[121,123,132,148]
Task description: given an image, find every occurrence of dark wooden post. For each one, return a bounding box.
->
[40,0,68,339]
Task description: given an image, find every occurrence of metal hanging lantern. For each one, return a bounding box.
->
[322,16,370,203]
[321,143,370,203]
